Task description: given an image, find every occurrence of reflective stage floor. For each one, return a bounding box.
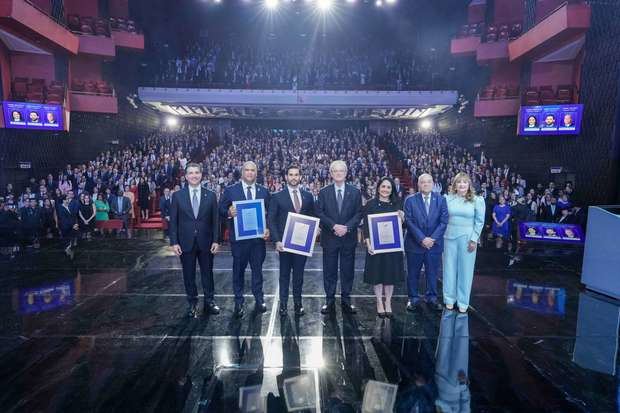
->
[0,233,617,412]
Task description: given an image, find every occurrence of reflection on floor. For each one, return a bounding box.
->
[0,234,617,412]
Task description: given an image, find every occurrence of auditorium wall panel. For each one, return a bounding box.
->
[10,53,55,82]
[530,61,575,87]
[63,0,98,17]
[29,0,52,15]
[494,0,524,24]
[490,62,521,86]
[535,0,567,24]
[0,42,11,100]
[70,56,102,81]
[109,0,129,18]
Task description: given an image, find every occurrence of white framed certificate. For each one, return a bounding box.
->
[233,199,266,241]
[282,212,320,257]
[367,212,404,254]
[362,380,398,413]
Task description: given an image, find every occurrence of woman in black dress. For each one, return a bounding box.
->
[362,177,405,318]
[137,177,150,221]
[78,194,96,239]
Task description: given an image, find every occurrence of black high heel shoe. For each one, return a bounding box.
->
[377,311,386,318]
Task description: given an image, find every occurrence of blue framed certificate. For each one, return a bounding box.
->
[233,199,266,241]
[368,212,404,254]
[282,212,320,257]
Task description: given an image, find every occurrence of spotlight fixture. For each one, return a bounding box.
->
[375,0,383,7]
[317,0,332,11]
[265,0,279,9]
[421,119,432,130]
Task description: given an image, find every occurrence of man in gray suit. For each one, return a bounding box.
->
[110,188,132,231]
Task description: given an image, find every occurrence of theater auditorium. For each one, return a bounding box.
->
[0,0,618,411]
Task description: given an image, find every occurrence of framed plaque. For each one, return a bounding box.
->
[367,212,404,254]
[233,199,266,241]
[282,212,320,257]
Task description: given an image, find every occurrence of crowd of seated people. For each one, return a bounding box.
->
[0,125,584,257]
[151,38,449,90]
[388,129,585,250]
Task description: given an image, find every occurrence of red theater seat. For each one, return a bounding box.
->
[498,30,509,41]
[480,86,495,100]
[507,85,520,98]
[524,87,540,105]
[67,14,81,31]
[510,23,523,38]
[486,33,498,42]
[556,85,575,103]
[540,86,556,105]
[96,220,123,230]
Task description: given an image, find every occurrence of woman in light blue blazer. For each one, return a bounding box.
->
[443,172,485,313]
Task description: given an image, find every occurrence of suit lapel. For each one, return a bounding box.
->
[197,188,209,218]
[417,193,428,219]
[282,189,295,213]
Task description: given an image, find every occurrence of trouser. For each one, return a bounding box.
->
[435,311,470,411]
[278,251,307,307]
[231,239,266,306]
[406,251,441,303]
[442,235,477,308]
[322,243,356,305]
[180,238,215,305]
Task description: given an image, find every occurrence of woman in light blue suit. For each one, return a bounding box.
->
[443,172,485,313]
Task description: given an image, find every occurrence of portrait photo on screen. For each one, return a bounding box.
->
[2,101,64,131]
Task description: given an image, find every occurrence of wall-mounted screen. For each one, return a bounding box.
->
[3,101,64,131]
[518,104,583,136]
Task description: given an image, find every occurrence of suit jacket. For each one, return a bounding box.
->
[542,204,560,222]
[20,207,41,229]
[218,182,271,243]
[268,188,315,243]
[159,196,172,219]
[404,192,449,254]
[169,186,220,251]
[110,195,131,216]
[315,183,362,248]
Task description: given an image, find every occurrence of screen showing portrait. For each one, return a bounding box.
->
[3,101,64,131]
[518,104,583,136]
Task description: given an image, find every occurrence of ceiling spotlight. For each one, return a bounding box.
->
[317,0,332,11]
[385,0,396,4]
[265,0,279,9]
[375,0,383,7]
[421,119,432,130]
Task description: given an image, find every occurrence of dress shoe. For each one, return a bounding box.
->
[428,301,444,311]
[205,302,220,315]
[406,301,418,312]
[341,303,357,314]
[233,305,245,318]
[385,312,394,319]
[457,306,469,314]
[187,303,198,318]
[445,303,455,311]
[279,305,288,317]
[321,303,335,314]
[255,302,267,313]
[294,305,305,316]
[377,311,386,318]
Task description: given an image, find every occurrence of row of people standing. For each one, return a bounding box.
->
[168,160,485,319]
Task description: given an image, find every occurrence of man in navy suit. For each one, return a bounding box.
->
[219,161,271,318]
[110,188,132,231]
[315,160,362,315]
[404,173,448,311]
[159,187,172,237]
[169,163,221,318]
[268,164,315,317]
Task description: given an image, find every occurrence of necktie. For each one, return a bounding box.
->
[292,189,301,213]
[192,189,199,218]
[424,195,430,215]
[337,189,343,213]
[246,185,253,200]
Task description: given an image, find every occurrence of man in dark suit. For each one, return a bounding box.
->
[219,161,271,318]
[268,164,315,317]
[542,197,560,222]
[159,187,172,237]
[394,177,406,199]
[169,163,221,318]
[315,160,362,315]
[404,173,448,311]
[20,198,41,246]
[110,189,132,231]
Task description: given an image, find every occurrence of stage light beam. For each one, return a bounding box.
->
[317,0,333,12]
[421,119,432,130]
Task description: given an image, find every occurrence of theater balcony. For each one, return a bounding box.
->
[474,84,520,117]
[450,33,481,57]
[111,30,144,51]
[69,80,117,114]
[77,34,115,58]
[0,0,78,54]
[476,40,509,63]
[508,1,591,62]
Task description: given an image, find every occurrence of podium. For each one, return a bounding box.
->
[581,205,620,300]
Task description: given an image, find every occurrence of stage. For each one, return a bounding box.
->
[0,233,616,412]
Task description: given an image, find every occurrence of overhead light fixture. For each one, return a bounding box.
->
[265,0,279,9]
[421,119,432,130]
[317,0,333,11]
[166,116,179,127]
